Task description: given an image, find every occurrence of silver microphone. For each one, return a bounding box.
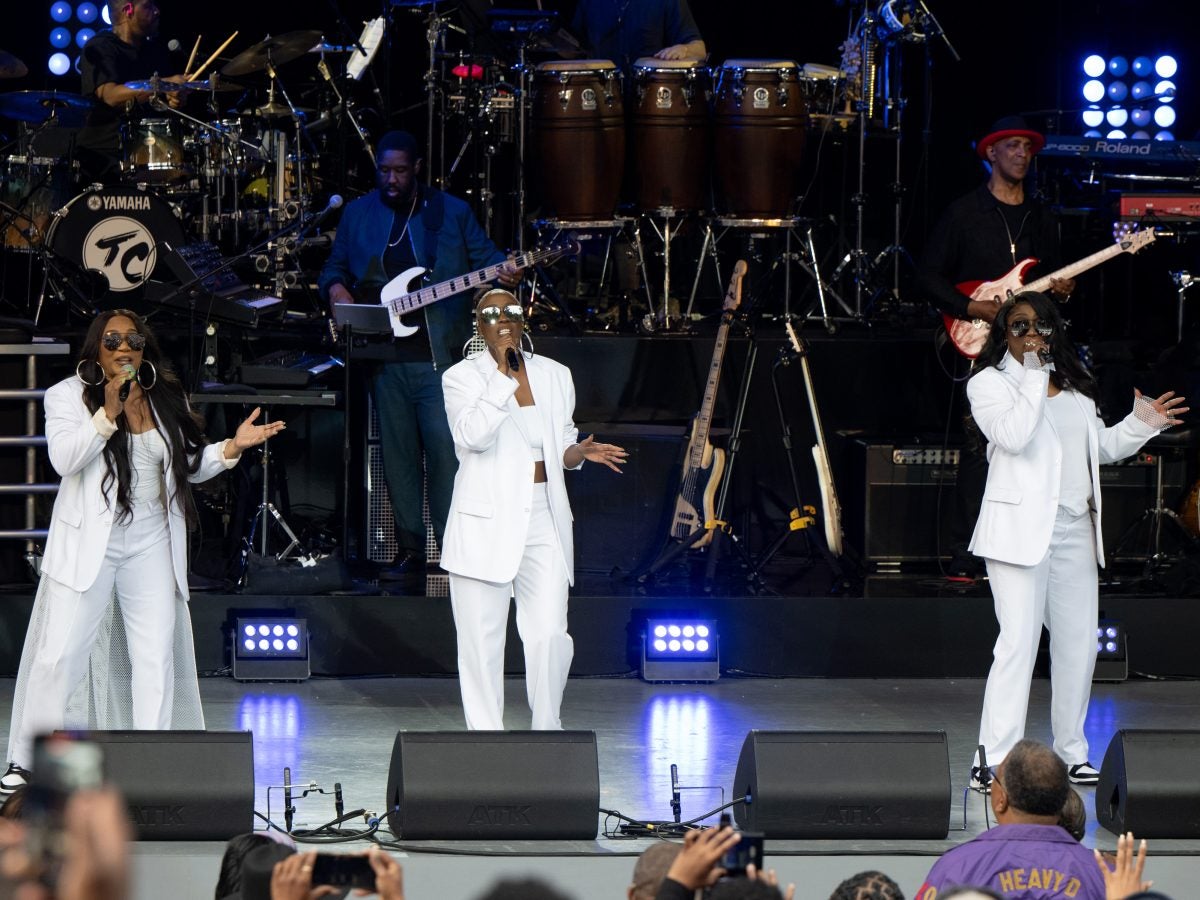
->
[118,364,136,402]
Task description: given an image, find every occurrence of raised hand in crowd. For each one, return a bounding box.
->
[269,851,341,900]
[745,862,795,900]
[366,846,405,900]
[1095,832,1152,900]
[659,825,742,893]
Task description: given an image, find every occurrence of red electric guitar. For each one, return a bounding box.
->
[943,227,1157,359]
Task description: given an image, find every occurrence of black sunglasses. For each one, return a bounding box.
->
[102,332,147,351]
[1007,318,1055,339]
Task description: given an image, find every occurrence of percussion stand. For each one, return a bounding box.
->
[642,206,688,330]
[684,218,852,330]
[531,217,640,327]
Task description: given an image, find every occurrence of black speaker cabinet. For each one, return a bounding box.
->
[732,731,950,838]
[82,731,254,840]
[385,731,600,839]
[1096,729,1200,837]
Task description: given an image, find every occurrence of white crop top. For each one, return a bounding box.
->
[516,405,544,462]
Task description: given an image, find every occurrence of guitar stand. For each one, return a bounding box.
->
[748,337,846,587]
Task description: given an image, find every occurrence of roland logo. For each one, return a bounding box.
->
[130,804,185,826]
[102,195,152,211]
[467,805,532,826]
[1095,140,1152,156]
[822,805,883,826]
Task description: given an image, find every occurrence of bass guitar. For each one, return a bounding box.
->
[375,239,578,338]
[784,319,843,557]
[669,260,747,546]
[943,227,1157,359]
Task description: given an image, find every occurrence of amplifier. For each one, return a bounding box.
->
[844,439,1187,565]
[1119,193,1200,221]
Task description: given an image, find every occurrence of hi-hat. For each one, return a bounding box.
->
[0,50,28,79]
[0,90,92,124]
[255,99,316,118]
[221,30,323,77]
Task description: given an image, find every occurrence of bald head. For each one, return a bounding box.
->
[629,842,681,900]
[996,740,1069,818]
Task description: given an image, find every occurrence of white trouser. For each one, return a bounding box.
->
[14,500,177,768]
[977,508,1098,768]
[448,484,573,730]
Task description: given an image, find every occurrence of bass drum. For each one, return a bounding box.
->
[630,58,711,212]
[532,59,624,220]
[45,185,185,296]
[712,59,807,218]
[1,155,75,251]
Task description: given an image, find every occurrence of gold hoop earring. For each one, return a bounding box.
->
[75,360,105,386]
[137,360,158,390]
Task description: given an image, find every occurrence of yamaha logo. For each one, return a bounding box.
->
[82,215,157,292]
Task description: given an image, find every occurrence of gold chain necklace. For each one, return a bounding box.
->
[387,191,420,248]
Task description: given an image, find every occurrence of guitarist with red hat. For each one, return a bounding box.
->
[918,114,1075,580]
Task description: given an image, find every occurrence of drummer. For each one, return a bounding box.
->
[76,0,184,184]
[571,0,706,72]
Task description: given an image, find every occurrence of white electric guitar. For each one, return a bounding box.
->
[377,239,578,338]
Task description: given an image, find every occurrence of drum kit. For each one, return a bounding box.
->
[0,28,372,318]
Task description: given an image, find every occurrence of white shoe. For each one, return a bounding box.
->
[1068,762,1099,785]
[0,763,30,794]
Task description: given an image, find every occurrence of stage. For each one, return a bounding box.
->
[3,671,1199,900]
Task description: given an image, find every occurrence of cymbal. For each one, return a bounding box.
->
[0,90,92,124]
[221,30,323,77]
[0,50,28,79]
[124,77,244,93]
[255,99,316,118]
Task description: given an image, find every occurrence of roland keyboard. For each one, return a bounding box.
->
[1039,135,1200,166]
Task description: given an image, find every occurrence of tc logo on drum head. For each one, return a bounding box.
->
[82,216,157,292]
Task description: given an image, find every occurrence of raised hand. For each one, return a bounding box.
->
[1135,389,1189,426]
[1094,832,1152,900]
[577,434,628,473]
[664,826,742,890]
[229,407,287,455]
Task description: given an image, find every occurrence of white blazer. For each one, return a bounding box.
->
[440,351,582,585]
[40,376,237,597]
[967,357,1160,567]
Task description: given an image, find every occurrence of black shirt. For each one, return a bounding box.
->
[379,204,432,363]
[918,183,1064,320]
[571,0,703,72]
[78,30,172,159]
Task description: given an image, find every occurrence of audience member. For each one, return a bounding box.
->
[1060,789,1086,842]
[239,842,297,900]
[655,826,742,898]
[0,784,26,819]
[939,890,1004,900]
[829,870,904,900]
[630,842,682,900]
[1094,832,1153,900]
[473,877,574,899]
[215,832,293,900]
[707,875,788,899]
[916,740,1107,899]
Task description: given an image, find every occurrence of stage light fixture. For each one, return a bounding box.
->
[50,2,72,22]
[1155,80,1175,103]
[1083,55,1106,78]
[1107,81,1128,103]
[1131,107,1152,127]
[1155,131,1175,142]
[76,1,97,21]
[1155,55,1178,78]
[1108,56,1129,77]
[232,616,310,682]
[1106,108,1129,128]
[75,28,94,48]
[1094,620,1128,682]
[1084,129,1102,139]
[1155,106,1176,128]
[1082,80,1106,103]
[1106,129,1128,140]
[48,52,69,76]
[1132,56,1153,77]
[641,618,719,683]
[1131,130,1151,140]
[1082,108,1104,128]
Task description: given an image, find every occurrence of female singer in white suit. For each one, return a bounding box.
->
[441,289,627,730]
[2,310,284,792]
[966,291,1185,789]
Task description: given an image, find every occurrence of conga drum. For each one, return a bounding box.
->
[631,58,711,212]
[532,59,624,220]
[712,60,807,218]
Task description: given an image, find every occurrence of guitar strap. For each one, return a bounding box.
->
[420,188,445,279]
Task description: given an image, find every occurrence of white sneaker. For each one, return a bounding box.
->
[0,763,30,794]
[1068,762,1100,785]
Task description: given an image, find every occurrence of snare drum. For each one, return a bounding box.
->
[123,118,190,185]
[45,185,184,294]
[713,59,807,218]
[1,155,75,251]
[631,58,711,212]
[532,59,624,220]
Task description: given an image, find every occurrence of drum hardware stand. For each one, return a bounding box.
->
[642,206,688,330]
[747,325,846,587]
[1171,270,1196,342]
[316,57,375,167]
[531,217,641,326]
[684,218,851,330]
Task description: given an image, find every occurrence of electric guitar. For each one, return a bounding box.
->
[785,319,843,557]
[669,260,747,546]
[943,227,1157,359]
[373,239,578,338]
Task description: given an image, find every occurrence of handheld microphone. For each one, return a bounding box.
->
[669,764,682,823]
[505,347,521,372]
[334,781,344,821]
[283,766,295,834]
[1037,345,1053,365]
[310,194,344,229]
[118,364,136,402]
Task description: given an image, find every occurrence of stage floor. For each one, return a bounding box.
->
[3,674,1200,900]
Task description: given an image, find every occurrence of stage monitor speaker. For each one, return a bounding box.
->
[1096,729,1200,837]
[81,730,254,840]
[732,730,950,838]
[385,731,600,839]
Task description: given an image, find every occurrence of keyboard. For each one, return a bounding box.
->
[239,349,344,388]
[150,241,287,327]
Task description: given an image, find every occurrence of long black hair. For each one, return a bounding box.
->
[971,291,1099,405]
[76,309,207,526]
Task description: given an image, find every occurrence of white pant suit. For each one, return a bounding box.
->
[6,377,236,769]
[440,351,582,730]
[967,356,1164,767]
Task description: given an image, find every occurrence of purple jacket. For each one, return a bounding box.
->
[915,824,1105,900]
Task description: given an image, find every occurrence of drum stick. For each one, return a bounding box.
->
[188,31,238,82]
[183,35,202,78]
